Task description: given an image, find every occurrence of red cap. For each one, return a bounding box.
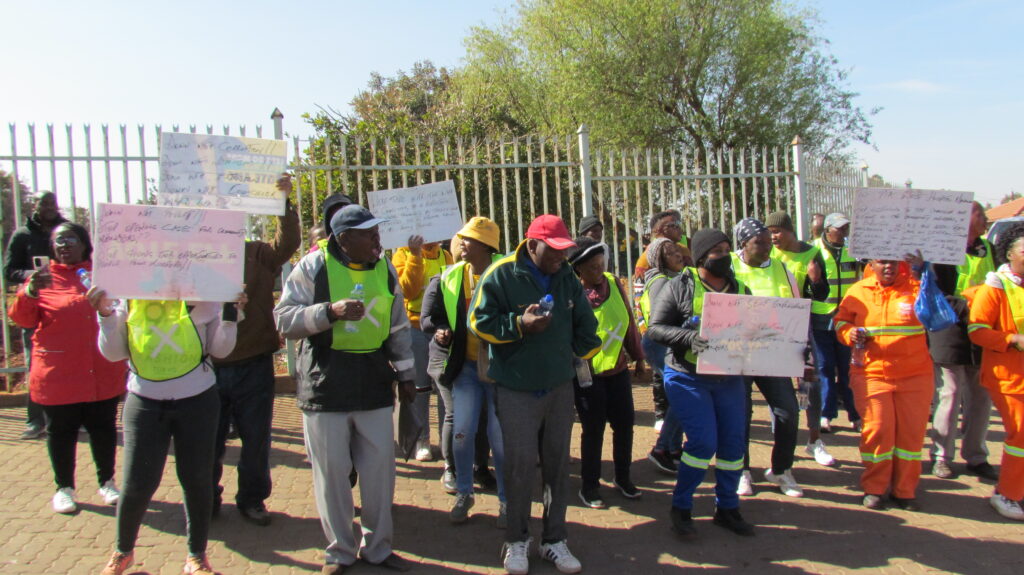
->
[526,214,576,250]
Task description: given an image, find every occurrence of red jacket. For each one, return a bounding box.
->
[7,261,127,405]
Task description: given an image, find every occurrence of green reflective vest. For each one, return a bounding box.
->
[440,255,503,331]
[638,273,669,328]
[812,238,859,316]
[997,272,1024,334]
[321,240,395,353]
[405,249,448,315]
[771,244,820,296]
[592,272,631,373]
[730,253,795,299]
[684,268,747,364]
[956,238,996,296]
[126,300,203,381]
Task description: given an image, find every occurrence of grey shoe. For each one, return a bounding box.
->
[441,467,457,494]
[20,424,46,440]
[450,493,474,523]
[932,459,955,479]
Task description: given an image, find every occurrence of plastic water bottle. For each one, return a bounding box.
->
[537,294,555,317]
[851,328,867,367]
[574,357,593,388]
[77,268,91,289]
[345,283,365,333]
[689,315,701,327]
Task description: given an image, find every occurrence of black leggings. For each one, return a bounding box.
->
[573,369,635,490]
[42,396,120,490]
[116,387,220,556]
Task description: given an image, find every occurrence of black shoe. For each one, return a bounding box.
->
[211,485,224,518]
[888,496,920,512]
[670,507,697,539]
[363,552,411,572]
[441,467,457,494]
[578,488,606,509]
[932,459,956,479]
[613,478,642,499]
[966,462,1000,481]
[239,503,272,526]
[862,494,885,510]
[474,466,498,491]
[713,507,755,536]
[648,450,677,474]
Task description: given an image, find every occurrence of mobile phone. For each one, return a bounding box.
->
[32,256,50,270]
[221,302,239,322]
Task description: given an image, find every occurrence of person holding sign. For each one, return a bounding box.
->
[567,237,645,509]
[647,229,755,539]
[90,290,245,575]
[420,217,507,525]
[833,252,931,511]
[813,213,862,433]
[393,234,454,462]
[967,224,1024,521]
[730,218,809,498]
[274,204,416,573]
[8,222,127,514]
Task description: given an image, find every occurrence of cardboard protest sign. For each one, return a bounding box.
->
[696,292,810,378]
[366,181,463,250]
[158,132,287,215]
[92,203,245,302]
[848,188,974,266]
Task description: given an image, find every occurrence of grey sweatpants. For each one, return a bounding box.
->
[303,406,395,566]
[495,381,574,544]
[930,364,991,465]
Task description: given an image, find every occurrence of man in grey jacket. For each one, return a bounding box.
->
[274,204,416,574]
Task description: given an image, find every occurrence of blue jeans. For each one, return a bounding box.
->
[452,361,505,501]
[812,329,860,423]
[644,335,683,453]
[665,366,745,511]
[213,354,275,508]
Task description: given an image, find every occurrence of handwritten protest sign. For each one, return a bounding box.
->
[696,292,810,378]
[366,181,463,250]
[158,132,287,215]
[848,188,974,266]
[92,203,245,302]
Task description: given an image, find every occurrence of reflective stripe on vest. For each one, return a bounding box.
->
[812,238,858,316]
[639,273,668,325]
[126,300,203,382]
[405,250,448,315]
[996,272,1024,334]
[684,268,746,364]
[321,240,394,352]
[730,253,795,299]
[591,272,631,373]
[772,245,819,295]
[955,238,996,296]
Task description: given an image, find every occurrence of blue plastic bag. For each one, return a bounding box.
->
[914,264,957,332]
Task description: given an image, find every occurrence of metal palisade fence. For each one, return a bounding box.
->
[0,113,874,386]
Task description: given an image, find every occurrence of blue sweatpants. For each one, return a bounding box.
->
[664,366,746,511]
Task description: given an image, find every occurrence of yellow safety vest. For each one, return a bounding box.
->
[403,248,448,315]
[772,244,820,296]
[440,255,503,331]
[321,239,395,353]
[591,273,631,373]
[956,238,996,296]
[638,273,669,328]
[730,253,795,299]
[683,268,747,364]
[126,300,204,382]
[812,238,859,316]
[997,272,1024,334]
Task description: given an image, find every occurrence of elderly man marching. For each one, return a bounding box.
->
[275,204,417,574]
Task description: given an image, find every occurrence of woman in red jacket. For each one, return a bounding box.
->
[8,222,127,514]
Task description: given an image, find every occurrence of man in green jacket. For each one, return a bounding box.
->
[469,214,601,575]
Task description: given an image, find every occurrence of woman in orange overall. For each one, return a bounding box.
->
[967,223,1024,521]
[834,254,932,511]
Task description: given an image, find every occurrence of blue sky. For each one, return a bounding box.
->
[3,0,1021,205]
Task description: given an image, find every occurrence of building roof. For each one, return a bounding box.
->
[986,197,1024,222]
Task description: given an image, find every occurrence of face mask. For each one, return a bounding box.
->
[701,255,732,278]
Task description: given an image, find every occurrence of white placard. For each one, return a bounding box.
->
[366,181,464,250]
[848,188,974,266]
[696,292,810,378]
[158,132,287,215]
[92,203,245,302]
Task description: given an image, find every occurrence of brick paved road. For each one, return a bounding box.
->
[1,386,1021,574]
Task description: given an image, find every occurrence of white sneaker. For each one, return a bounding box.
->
[765,469,804,497]
[990,493,1024,521]
[737,470,754,496]
[52,487,77,514]
[539,540,582,574]
[414,441,433,462]
[502,539,531,575]
[805,440,837,467]
[654,419,664,432]
[98,480,120,505]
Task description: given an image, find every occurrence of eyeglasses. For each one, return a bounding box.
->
[53,236,80,247]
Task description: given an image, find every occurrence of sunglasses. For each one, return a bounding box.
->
[54,236,80,247]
